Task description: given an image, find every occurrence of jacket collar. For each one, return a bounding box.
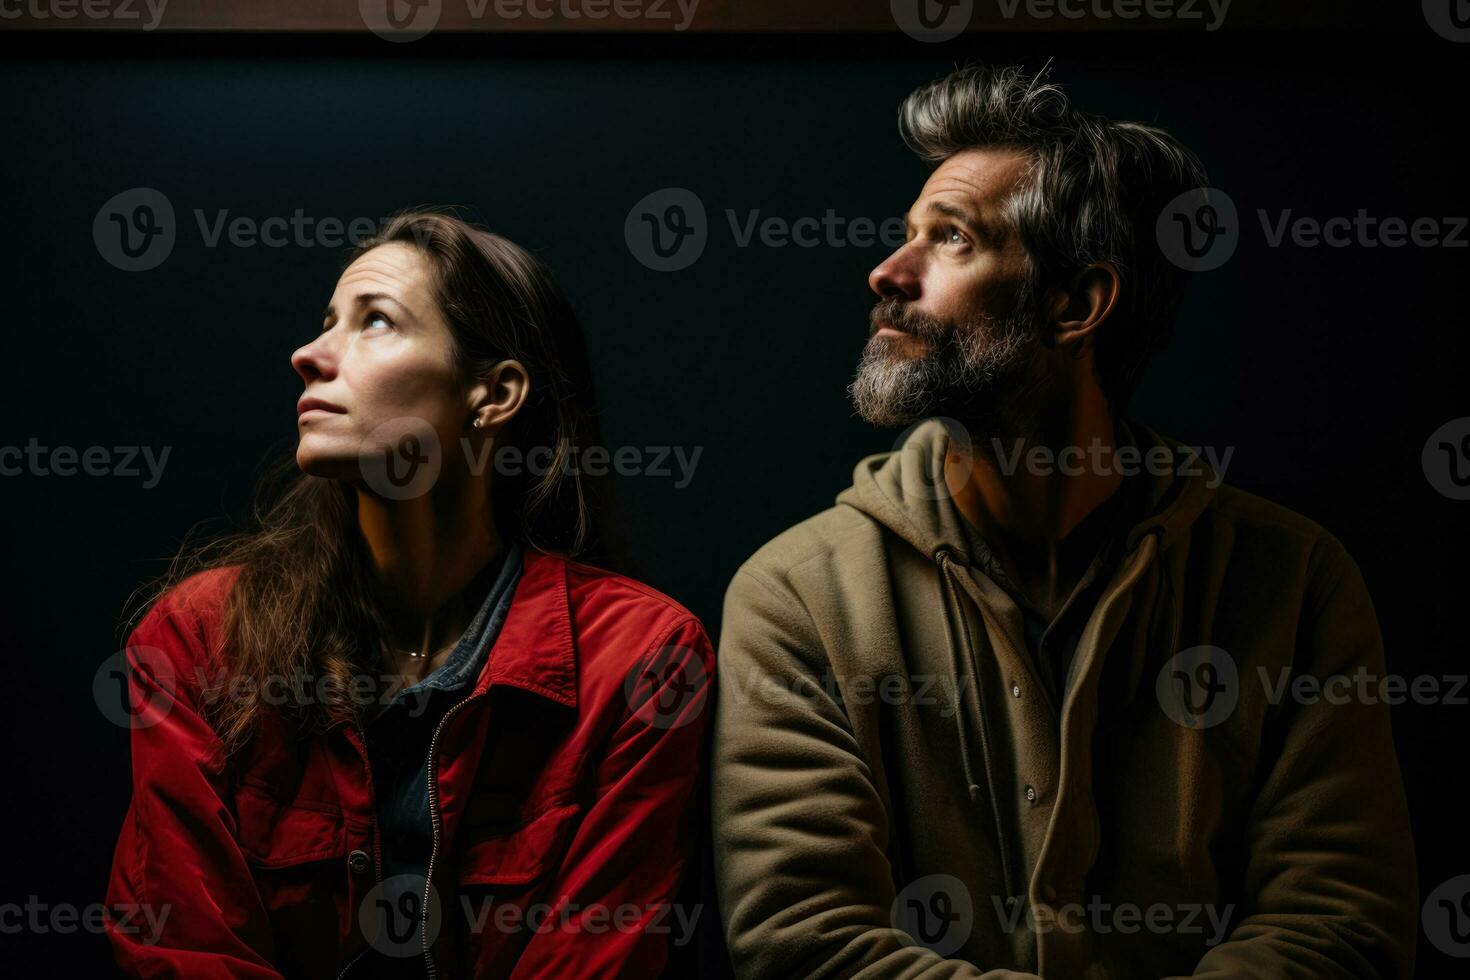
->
[470,546,577,708]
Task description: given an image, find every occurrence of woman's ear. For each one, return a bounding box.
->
[468,359,531,435]
[1048,263,1121,355]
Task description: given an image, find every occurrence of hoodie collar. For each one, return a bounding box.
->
[835,416,1219,562]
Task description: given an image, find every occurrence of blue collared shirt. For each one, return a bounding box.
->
[364,540,524,886]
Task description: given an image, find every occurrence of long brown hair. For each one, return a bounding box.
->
[121,209,619,763]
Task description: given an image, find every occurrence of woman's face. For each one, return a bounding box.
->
[291,242,470,487]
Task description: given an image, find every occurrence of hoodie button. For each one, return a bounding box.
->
[1025,785,1037,804]
[1011,683,1021,698]
[348,849,371,877]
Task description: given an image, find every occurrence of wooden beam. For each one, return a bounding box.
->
[0,0,1407,34]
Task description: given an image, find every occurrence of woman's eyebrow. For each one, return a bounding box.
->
[322,292,409,320]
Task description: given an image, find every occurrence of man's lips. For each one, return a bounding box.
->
[875,320,924,340]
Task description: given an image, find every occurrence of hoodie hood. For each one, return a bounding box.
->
[835,416,1219,564]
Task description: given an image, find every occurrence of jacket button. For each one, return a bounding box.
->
[1025,785,1037,804]
[348,849,371,877]
[1011,683,1021,698]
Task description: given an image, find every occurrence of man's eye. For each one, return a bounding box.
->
[946,228,968,246]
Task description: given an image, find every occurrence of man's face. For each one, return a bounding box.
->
[851,147,1048,430]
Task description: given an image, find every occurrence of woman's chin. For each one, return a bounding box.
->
[294,446,356,482]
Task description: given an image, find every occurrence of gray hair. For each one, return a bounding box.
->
[898,63,1209,411]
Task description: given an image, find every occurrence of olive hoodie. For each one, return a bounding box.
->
[711,417,1416,979]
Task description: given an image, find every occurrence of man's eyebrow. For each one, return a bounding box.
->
[927,200,980,228]
[901,201,988,236]
[322,292,403,320]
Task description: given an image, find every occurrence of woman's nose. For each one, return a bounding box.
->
[291,336,335,382]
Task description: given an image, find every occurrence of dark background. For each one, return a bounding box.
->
[2,16,1465,976]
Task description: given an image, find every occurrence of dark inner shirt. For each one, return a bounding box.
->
[954,443,1148,708]
[354,540,524,973]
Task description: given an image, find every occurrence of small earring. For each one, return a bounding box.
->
[472,417,483,429]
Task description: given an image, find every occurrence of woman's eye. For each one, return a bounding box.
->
[365,312,392,330]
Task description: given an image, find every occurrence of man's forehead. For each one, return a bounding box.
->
[915,147,1031,212]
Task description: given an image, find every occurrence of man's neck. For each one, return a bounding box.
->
[944,402,1123,614]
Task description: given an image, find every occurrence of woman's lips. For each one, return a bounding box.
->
[297,397,346,417]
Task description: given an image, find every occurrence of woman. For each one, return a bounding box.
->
[103,210,715,979]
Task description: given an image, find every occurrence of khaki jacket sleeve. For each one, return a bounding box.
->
[1182,539,1418,979]
[711,566,1037,980]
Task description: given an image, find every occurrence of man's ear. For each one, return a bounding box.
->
[1047,263,1121,355]
[467,359,531,435]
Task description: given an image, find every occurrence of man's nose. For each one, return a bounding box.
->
[868,246,921,300]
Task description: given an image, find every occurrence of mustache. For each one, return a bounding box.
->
[869,298,954,342]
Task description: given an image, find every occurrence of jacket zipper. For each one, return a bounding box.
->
[422,691,487,980]
[337,723,385,980]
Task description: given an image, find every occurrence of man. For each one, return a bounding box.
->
[710,64,1416,978]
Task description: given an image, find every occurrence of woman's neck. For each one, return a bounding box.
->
[355,476,503,667]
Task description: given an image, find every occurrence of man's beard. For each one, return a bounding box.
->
[848,294,1047,437]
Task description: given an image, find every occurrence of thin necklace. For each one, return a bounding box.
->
[382,638,427,659]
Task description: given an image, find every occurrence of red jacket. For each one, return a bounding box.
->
[104,548,715,979]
